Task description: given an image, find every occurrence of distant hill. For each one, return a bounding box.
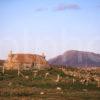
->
[48,50,100,67]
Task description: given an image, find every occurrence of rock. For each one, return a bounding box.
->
[40,92,44,95]
[83,89,87,92]
[8,82,12,86]
[25,76,29,79]
[56,87,62,91]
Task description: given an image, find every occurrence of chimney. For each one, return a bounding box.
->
[42,52,45,59]
[8,50,12,57]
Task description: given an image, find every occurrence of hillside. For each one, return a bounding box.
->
[49,50,100,67]
[0,67,100,100]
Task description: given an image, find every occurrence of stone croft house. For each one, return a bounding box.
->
[4,51,49,70]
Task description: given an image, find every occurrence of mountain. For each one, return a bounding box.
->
[48,50,100,67]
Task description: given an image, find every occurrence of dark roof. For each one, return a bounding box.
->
[0,60,5,66]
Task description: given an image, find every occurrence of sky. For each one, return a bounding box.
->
[0,0,100,60]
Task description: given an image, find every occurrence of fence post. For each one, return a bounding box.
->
[2,66,5,74]
[18,65,20,76]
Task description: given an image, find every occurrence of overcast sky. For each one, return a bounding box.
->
[0,0,100,59]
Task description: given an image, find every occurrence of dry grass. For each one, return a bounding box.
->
[0,67,100,100]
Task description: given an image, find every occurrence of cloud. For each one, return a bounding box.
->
[54,4,80,11]
[35,8,48,12]
[34,3,80,12]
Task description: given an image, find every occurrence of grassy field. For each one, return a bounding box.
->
[0,67,100,100]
